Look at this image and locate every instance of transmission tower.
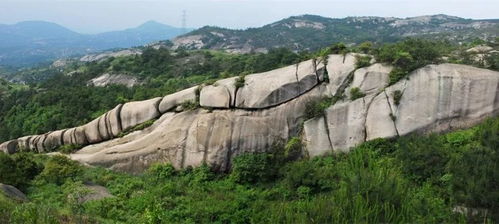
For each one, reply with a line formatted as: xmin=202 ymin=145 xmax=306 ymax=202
xmin=182 ymin=10 xmax=187 ymax=34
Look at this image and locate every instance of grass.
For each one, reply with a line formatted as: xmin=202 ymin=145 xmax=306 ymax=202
xmin=0 ymin=118 xmax=498 ymax=223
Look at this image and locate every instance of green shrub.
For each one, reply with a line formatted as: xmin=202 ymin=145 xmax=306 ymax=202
xmin=118 ymin=119 xmax=156 ymax=138
xmin=57 ymin=144 xmax=82 ymax=154
xmin=179 ymin=100 xmax=199 ymax=111
xmin=304 ymin=97 xmax=332 ymax=119
xmin=358 ymin=41 xmax=373 ymax=54
xmin=230 ymin=153 xmax=274 ymax=184
xmin=284 ymin=137 xmax=303 ymax=161
xmin=0 ymin=153 xmax=43 ymax=190
xmin=349 ymin=87 xmax=366 ymax=100
xmin=355 ymin=55 xmax=372 ymax=69
xmin=235 ymin=75 xmax=246 ymax=88
xmin=37 ymin=155 xmax=83 ymax=185
xmin=393 ymin=90 xmax=403 ymax=106
xmin=147 ymin=163 xmax=176 ymax=183
xmin=388 ymin=68 xmax=408 ymax=85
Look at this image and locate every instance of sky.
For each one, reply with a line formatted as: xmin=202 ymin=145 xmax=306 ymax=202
xmin=0 ymin=0 xmax=498 ymax=34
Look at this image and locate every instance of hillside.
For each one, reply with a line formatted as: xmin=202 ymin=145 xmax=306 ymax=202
xmin=173 ymin=14 xmax=499 ymax=53
xmin=1 ymin=39 xmax=499 ymax=222
xmin=0 ymin=21 xmax=189 ymax=66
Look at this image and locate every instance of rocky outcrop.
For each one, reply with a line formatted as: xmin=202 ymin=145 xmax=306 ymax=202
xmin=235 ymin=59 xmax=322 ymax=109
xmin=2 ymin=55 xmax=498 ymax=174
xmin=88 ymin=73 xmax=141 ymax=88
xmin=200 ymin=78 xmax=237 ymax=108
xmin=0 ymin=183 xmax=28 ymax=202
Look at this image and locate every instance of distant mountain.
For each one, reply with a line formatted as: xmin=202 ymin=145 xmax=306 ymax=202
xmin=0 ymin=21 xmax=189 ymax=66
xmin=172 ymin=14 xmax=499 ymax=53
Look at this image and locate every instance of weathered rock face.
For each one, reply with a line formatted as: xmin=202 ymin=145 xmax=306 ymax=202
xmin=304 ymin=63 xmax=499 ymax=155
xmin=0 ymin=140 xmax=18 ymax=154
xmin=235 ymin=59 xmax=321 ymax=109
xmin=2 ymin=55 xmax=498 ymax=174
xmin=71 ymin=86 xmax=326 ymax=173
xmin=159 ymin=87 xmax=199 ymax=113
xmin=303 ymin=117 xmax=332 ymax=157
xmin=200 ymin=78 xmax=237 ymax=108
xmin=120 ymin=97 xmax=162 ymax=131
xmin=347 ymin=63 xmax=392 ymax=96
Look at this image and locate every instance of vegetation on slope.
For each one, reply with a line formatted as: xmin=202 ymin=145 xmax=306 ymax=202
xmin=0 ymin=117 xmax=497 ymax=223
xmin=0 ymin=38 xmax=497 ymax=144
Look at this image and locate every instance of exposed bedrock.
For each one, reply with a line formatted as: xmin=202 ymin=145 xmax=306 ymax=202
xmin=1 ymin=55 xmax=498 ymax=173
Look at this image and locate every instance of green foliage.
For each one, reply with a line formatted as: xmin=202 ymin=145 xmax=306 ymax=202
xmin=179 ymin=100 xmax=199 ymax=111
xmin=388 ymin=67 xmax=409 ymax=85
xmin=117 ymin=119 xmax=156 ymax=138
xmin=304 ymin=97 xmax=333 ymax=119
xmin=358 ymin=41 xmax=373 ymax=54
xmin=355 ymin=55 xmax=372 ymax=68
xmin=230 ymin=153 xmax=275 ymax=184
xmin=0 ymin=153 xmax=43 ymax=190
xmin=3 ymin=119 xmax=499 ymax=223
xmin=37 ymin=155 xmax=83 ymax=185
xmin=393 ymin=89 xmax=403 ymax=106
xmin=284 ymin=137 xmax=303 ymax=160
xmin=234 ymin=75 xmax=246 ymax=88
xmin=329 ymin=42 xmax=348 ymax=55
xmin=56 ymin=144 xmax=82 ymax=154
xmin=349 ymin=87 xmax=366 ymax=100
xmin=376 ymin=38 xmax=448 ymax=85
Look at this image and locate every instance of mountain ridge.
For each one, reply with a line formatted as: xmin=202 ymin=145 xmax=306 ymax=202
xmin=0 ymin=20 xmax=190 ymax=66
xmin=172 ymin=14 xmax=499 ymax=53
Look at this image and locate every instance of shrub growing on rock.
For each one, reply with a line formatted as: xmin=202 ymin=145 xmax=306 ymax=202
xmin=355 ymin=55 xmax=372 ymax=69
xmin=349 ymin=87 xmax=366 ymax=100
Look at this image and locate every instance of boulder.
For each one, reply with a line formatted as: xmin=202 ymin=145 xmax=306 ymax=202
xmin=326 ymin=53 xmax=357 ymax=95
xmin=43 ymin=129 xmax=66 ymax=151
xmin=159 ymin=86 xmax=198 ymax=113
xmin=200 ymin=77 xmax=237 ymax=108
xmin=392 ymin=64 xmax=499 ymax=135
xmin=0 ymin=183 xmax=28 ymax=202
xmin=348 ymin=63 xmax=392 ymax=96
xmin=0 ymin=140 xmax=18 ymax=154
xmin=17 ymin=136 xmax=34 ymax=152
xmin=236 ymin=59 xmax=319 ymax=109
xmin=83 ymin=117 xmax=103 ymax=144
xmin=120 ymin=97 xmax=162 ymax=131
xmin=325 ymin=95 xmax=373 ymax=151
xmin=303 ymin=116 xmax=333 ymax=157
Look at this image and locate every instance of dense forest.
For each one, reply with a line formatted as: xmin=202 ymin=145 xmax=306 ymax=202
xmin=0 ymin=116 xmax=498 ymax=223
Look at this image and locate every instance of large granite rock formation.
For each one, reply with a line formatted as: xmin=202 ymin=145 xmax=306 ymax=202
xmin=1 ymin=55 xmax=498 ymax=173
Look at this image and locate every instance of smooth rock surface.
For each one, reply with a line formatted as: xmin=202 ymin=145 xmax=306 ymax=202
xmin=365 ymin=92 xmax=398 ymax=140
xmin=120 ymin=97 xmax=162 ymax=131
xmin=348 ymin=63 xmax=392 ymax=96
xmin=325 ymin=95 xmax=373 ymax=151
xmin=200 ymin=77 xmax=237 ymax=108
xmin=303 ymin=116 xmax=333 ymax=157
xmin=71 ymin=85 xmax=326 ymax=173
xmin=326 ymin=53 xmax=357 ymax=95
xmin=159 ymin=86 xmax=198 ymax=113
xmin=235 ymin=59 xmax=319 ymax=109
xmin=393 ymin=64 xmax=499 ymax=135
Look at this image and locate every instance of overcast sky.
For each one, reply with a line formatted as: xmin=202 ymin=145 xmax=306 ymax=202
xmin=0 ymin=0 xmax=498 ymax=34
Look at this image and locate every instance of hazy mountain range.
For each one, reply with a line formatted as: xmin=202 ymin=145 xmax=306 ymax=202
xmin=0 ymin=20 xmax=189 ymax=66
xmin=172 ymin=14 xmax=499 ymax=53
